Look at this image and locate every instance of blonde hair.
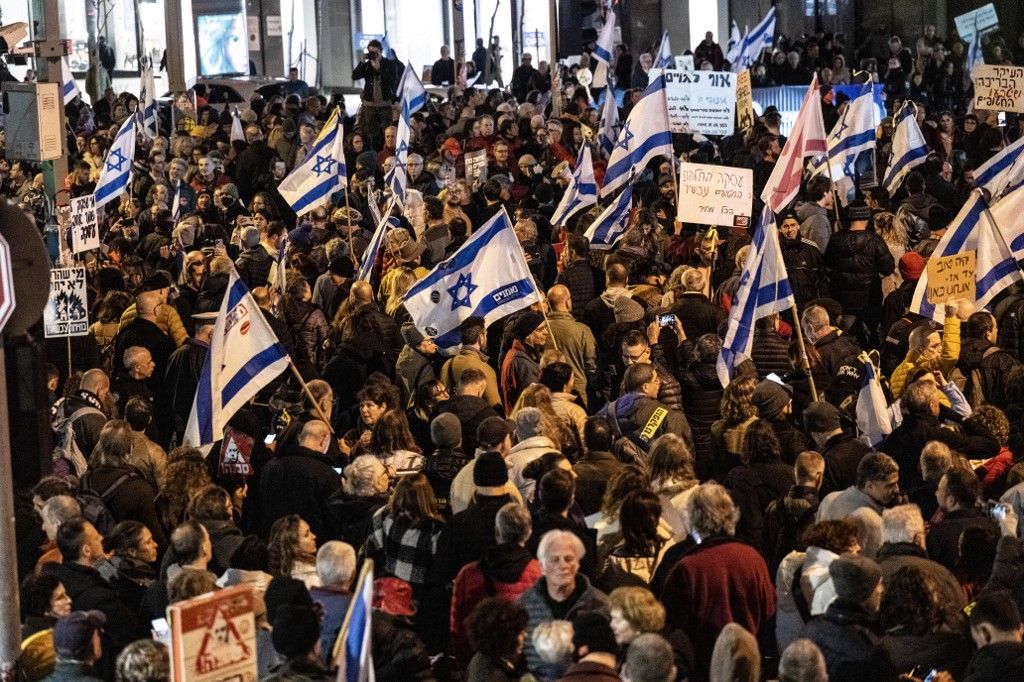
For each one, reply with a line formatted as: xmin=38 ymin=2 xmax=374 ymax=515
xmin=608 ymin=587 xmax=666 ymax=633
xmin=532 ymin=620 xmax=574 ymax=665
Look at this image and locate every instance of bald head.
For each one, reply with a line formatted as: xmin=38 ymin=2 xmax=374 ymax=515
xmin=251 ymin=286 xmax=271 ymax=308
xmin=607 ymin=263 xmax=628 ymax=287
xmin=547 ymin=285 xmax=571 ymax=312
xmin=81 ymin=369 xmax=110 ymax=396
xmin=351 ymin=281 xmax=373 ymax=304
xmin=299 ymin=419 xmax=331 ymax=451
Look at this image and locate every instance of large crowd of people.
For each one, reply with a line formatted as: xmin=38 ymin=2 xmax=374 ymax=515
xmin=3 ymin=15 xmax=1024 ymax=682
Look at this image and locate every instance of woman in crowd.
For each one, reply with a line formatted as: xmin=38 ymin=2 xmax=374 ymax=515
xmin=102 ymin=521 xmax=158 ymax=611
xmin=268 ymin=515 xmax=320 ymax=589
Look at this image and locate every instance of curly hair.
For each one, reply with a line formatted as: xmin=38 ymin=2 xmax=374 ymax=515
xmin=800 ymin=520 xmax=860 ymax=554
xmin=466 ymin=597 xmax=530 ymax=659
xmin=160 ymin=447 xmax=213 ymax=531
xmin=608 ymin=586 xmax=666 ymax=633
xmin=741 ymin=419 xmax=783 ymax=465
xmin=116 ymin=639 xmax=169 ymax=682
xmin=600 ymin=465 xmax=651 ymax=520
xmin=167 ymin=568 xmax=217 ymax=604
xmin=512 ymin=384 xmax=575 ymax=455
xmin=720 ymin=376 xmax=758 ymax=424
xmin=967 ymin=405 xmax=1010 ymax=446
xmin=267 ymin=515 xmax=316 ymax=578
xmin=880 ymin=565 xmax=950 ymax=636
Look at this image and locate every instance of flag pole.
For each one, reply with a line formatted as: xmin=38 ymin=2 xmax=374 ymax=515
xmin=790 ymin=300 xmax=819 ymax=402
xmin=343 ymin=189 xmax=358 ymax=267
xmin=287 ymin=361 xmax=336 ymax=434
xmin=332 ymin=559 xmax=374 ymax=665
xmin=818 ymin=80 xmax=844 ymax=231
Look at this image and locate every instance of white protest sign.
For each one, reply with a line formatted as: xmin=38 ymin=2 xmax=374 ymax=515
xmin=674 ymin=54 xmax=694 ymax=70
xmin=169 ymin=584 xmax=257 ymax=682
xmin=972 ymin=65 xmax=1024 ymax=113
xmin=44 ymin=267 xmax=89 ymax=337
xmin=70 ymin=194 xmax=99 ymax=253
xmin=955 ymin=4 xmax=998 ymax=44
xmin=676 ymin=162 xmax=753 ymax=228
xmin=651 ymin=69 xmax=736 ymax=136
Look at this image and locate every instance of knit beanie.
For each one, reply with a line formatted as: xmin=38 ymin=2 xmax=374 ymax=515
xmin=473 ymin=450 xmax=509 ymax=487
xmin=751 ymin=379 xmax=794 ymax=419
xmin=430 ymin=412 xmax=462 ymax=449
xmin=614 ymin=296 xmax=644 ymax=324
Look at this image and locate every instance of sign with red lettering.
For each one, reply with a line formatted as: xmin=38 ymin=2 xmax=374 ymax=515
xmin=169 ymin=584 xmax=257 ymax=682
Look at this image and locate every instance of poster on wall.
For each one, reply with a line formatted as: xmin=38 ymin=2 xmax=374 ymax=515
xmin=196 ymin=13 xmax=248 ymax=76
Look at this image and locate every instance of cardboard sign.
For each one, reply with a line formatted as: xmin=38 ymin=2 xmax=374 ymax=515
xmin=169 ymin=584 xmax=257 ymax=682
xmin=972 ymin=65 xmax=1024 ymax=113
xmin=736 ymin=69 xmax=754 ymax=133
xmin=926 ymin=251 xmax=975 ymax=305
xmin=70 ymin=194 xmax=99 ymax=253
xmin=218 ymin=428 xmax=254 ymax=477
xmin=464 ymin=149 xmax=488 ymax=185
xmin=44 ymin=267 xmax=89 ymax=338
xmin=676 ymin=163 xmax=753 ymax=228
xmin=651 ymin=69 xmax=736 ymax=136
xmin=955 ymin=4 xmax=999 ymax=44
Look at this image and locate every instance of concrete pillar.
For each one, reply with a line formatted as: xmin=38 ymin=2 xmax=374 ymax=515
xmin=247 ymin=0 xmax=285 ymax=76
xmin=320 ymin=0 xmax=356 ymax=87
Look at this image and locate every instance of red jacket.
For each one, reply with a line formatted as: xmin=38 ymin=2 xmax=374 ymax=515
xmin=450 ymin=549 xmax=542 ymax=668
xmin=660 ymin=537 xmax=776 ymax=679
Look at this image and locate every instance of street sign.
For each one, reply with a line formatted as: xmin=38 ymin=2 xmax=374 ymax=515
xmin=0 ymin=233 xmax=15 ymax=334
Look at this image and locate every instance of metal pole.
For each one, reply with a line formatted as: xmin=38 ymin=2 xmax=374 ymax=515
xmin=0 ymin=345 xmax=23 ymax=680
xmin=38 ymin=0 xmax=70 ymax=212
xmin=547 ymin=0 xmax=557 ymax=67
xmin=790 ymin=303 xmax=819 ymax=402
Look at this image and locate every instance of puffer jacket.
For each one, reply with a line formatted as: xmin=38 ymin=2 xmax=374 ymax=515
xmin=518 ymin=576 xmax=609 ymax=680
xmin=800 ymin=599 xmax=896 ymax=682
xmin=89 ymin=321 xmax=120 ymax=350
xmin=751 ymin=328 xmax=794 ymax=379
xmin=234 ymin=245 xmax=274 ymax=289
xmin=679 ymin=361 xmax=723 ymax=478
xmin=286 ymin=300 xmax=330 ymax=371
xmin=780 ymin=234 xmax=825 ymax=306
xmin=890 ymin=314 xmax=960 ymax=399
xmin=119 ymin=302 xmax=188 ymax=347
xmin=957 ymin=336 xmax=1018 ymax=410
xmin=823 ymin=230 xmax=896 ymax=315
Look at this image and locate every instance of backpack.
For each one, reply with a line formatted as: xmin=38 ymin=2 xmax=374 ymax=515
xmin=75 ymin=491 xmax=117 ymax=537
xmin=967 ymin=346 xmax=1002 ymax=409
xmin=50 ymin=405 xmax=104 ymax=477
xmin=895 ymin=205 xmax=930 ymax=247
xmin=606 ymin=399 xmax=668 ymax=468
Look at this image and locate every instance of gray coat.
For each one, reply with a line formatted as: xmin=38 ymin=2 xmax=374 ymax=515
xmin=518 ymin=576 xmax=609 ymax=681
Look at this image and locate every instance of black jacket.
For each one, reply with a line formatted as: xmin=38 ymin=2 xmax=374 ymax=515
xmin=964 ymin=641 xmax=1024 ymax=682
xmin=926 ymin=508 xmax=997 ymax=572
xmin=880 ymin=412 xmax=999 ymax=492
xmin=352 ymin=57 xmax=400 ymax=103
xmin=823 ymin=230 xmax=895 ymax=314
xmin=958 ymin=337 xmax=1018 ymax=410
xmin=326 ymin=492 xmax=388 ymax=551
xmin=573 ymin=451 xmax=625 ymax=517
xmin=750 ymin=328 xmax=794 ymax=379
xmin=600 ymin=392 xmax=694 ymax=454
xmin=800 ymin=598 xmax=895 ymax=682
xmin=780 ymin=235 xmax=825 ymax=308
xmin=669 ymin=293 xmax=726 ymax=342
xmin=812 ymin=330 xmax=862 ymax=395
xmin=725 ymin=459 xmax=794 ymax=552
xmin=433 ymin=395 xmax=499 ymax=454
xmin=80 ymin=465 xmax=167 ymax=549
xmin=233 ymin=141 xmax=280 ymax=204
xmin=443 ymin=493 xmax=515 ymax=580
xmin=556 ymin=260 xmax=605 ymax=312
xmin=234 ymin=245 xmax=274 ymax=290
xmin=678 ymin=361 xmax=723 ymax=479
xmin=257 ymin=445 xmax=342 ymax=537
xmin=820 ymin=431 xmax=872 ymax=497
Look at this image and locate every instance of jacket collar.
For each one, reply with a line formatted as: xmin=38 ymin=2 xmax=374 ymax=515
xmin=877 ymin=541 xmax=927 ymax=561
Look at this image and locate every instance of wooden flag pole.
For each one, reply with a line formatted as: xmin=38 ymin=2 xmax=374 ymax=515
xmin=288 ymin=361 xmax=335 ymax=434
xmin=790 ymin=301 xmax=819 ymax=403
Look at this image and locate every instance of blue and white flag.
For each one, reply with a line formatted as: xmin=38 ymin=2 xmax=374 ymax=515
xmin=184 ymin=268 xmax=290 ymax=446
xmin=992 ymin=185 xmax=1024 ymax=259
xmin=654 ymin=31 xmax=673 ymax=69
xmin=732 ymin=7 xmax=776 ymax=72
xmin=60 ymin=57 xmax=80 ymax=105
xmin=967 ymin=18 xmax=984 ymax=77
xmin=592 ymin=9 xmax=617 ymax=88
xmin=333 ymin=561 xmax=375 ymax=682
xmin=856 ymin=356 xmax=892 ymax=447
xmin=551 ymin=146 xmax=598 ymax=228
xmin=601 ymin=75 xmax=672 ymax=198
xmin=139 ymin=63 xmax=158 ymax=139
xmin=973 ymin=135 xmax=1024 ymax=201
xmin=93 ymin=115 xmax=136 ymax=209
xmin=882 ymin=103 xmax=929 ymax=194
xmin=387 ymin=63 xmax=427 ymax=209
xmin=717 ymin=207 xmax=795 ymax=386
xmin=598 ymin=86 xmax=619 ymax=157
xmin=356 ymin=199 xmax=397 ymax=282
xmin=726 ymin=21 xmax=743 ymax=64
xmin=403 ymin=208 xmax=541 ymax=350
xmin=584 ymin=181 xmax=634 ymax=247
xmin=278 ymin=107 xmax=347 ymax=217
xmin=974 ymin=195 xmax=1022 ymax=311
xmin=812 ymin=82 xmax=877 ymax=198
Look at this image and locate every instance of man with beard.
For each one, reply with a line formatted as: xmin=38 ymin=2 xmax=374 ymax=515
xmin=164 ymin=312 xmax=218 ymax=444
xmin=777 ymin=210 xmax=824 ymax=309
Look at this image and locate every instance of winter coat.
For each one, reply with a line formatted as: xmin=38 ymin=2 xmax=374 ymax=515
xmin=433 ymin=395 xmax=499 ymax=454
xmin=440 ymin=347 xmax=502 ymax=411
xmin=465 ymin=654 xmax=520 ymax=682
xmin=876 ymin=542 xmax=967 ymax=615
xmin=518 ymin=576 xmax=610 ymax=681
xmin=660 ymin=536 xmax=776 ymax=680
xmin=669 ymin=293 xmax=726 ymax=343
xmin=119 ymin=302 xmax=189 ymax=347
xmin=725 ymin=459 xmax=794 ymax=551
xmin=823 ymin=230 xmax=896 ymax=316
xmin=444 ymin=493 xmax=517 ymax=578
xmin=880 ymin=412 xmax=999 ymax=492
xmin=40 ymin=661 xmax=104 ymax=682
xmin=927 ymin=508 xmax=997 ymax=572
xmin=80 ymin=465 xmax=167 ymax=549
xmin=750 ymin=328 xmax=794 ymax=379
xmin=556 ymin=260 xmax=605 ymax=312
xmin=257 ymin=445 xmax=342 ymax=537
xmin=371 ymin=611 xmax=434 ymax=681
xmin=599 ymin=391 xmax=694 ymax=456
xmin=261 ymin=658 xmax=335 ymax=681
xmin=508 ymin=435 xmax=560 ymax=502
xmin=890 ymin=314 xmax=961 ymax=400
xmin=780 ymin=234 xmax=825 ymax=306
xmin=501 ymin=339 xmax=542 ymax=414
xmin=762 ymin=485 xmax=819 ymax=578
xmin=544 ymin=311 xmax=598 ymax=405
xmin=958 ymin=336 xmax=1018 ymax=409
xmin=286 ymin=300 xmax=330 ymax=372
xmin=451 ymin=544 xmax=542 ymax=668
xmin=817 ymin=430 xmax=870 ymax=496
xmin=234 ymin=245 xmax=274 ymax=289
xmin=582 ymin=287 xmax=629 ymax=340
xmin=812 ymin=330 xmax=862 ymax=396
xmin=326 ymin=492 xmax=388 ymax=550
xmin=678 ymin=361 xmax=723 ymax=479
xmin=881 ymin=629 xmax=973 ymax=680
xmin=800 ymin=599 xmax=895 ymax=682
xmin=573 ymin=451 xmax=625 ymax=517
xmin=795 ymin=201 xmax=832 ymax=253
xmin=964 ymin=641 xmax=1024 ymax=682
xmin=395 ymin=346 xmax=437 ymax=406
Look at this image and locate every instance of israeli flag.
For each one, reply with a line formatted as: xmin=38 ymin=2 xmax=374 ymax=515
xmin=974 ymin=196 xmax=1022 ymax=311
xmin=357 ymin=199 xmax=397 ymax=282
xmin=598 ymin=86 xmax=619 ymax=157
xmin=726 ymin=21 xmax=743 ymax=64
xmin=60 ymin=57 xmax=80 ymax=105
xmin=856 ymin=356 xmax=892 ymax=447
xmin=601 ymin=75 xmax=673 ymax=198
xmin=592 ymin=9 xmax=617 ymax=89
xmin=403 ymin=208 xmax=541 ymax=350
xmin=278 ymin=107 xmax=347 ymax=217
xmin=184 ymin=268 xmax=289 ymax=446
xmin=333 ymin=562 xmax=375 ymax=682
xmin=139 ymin=64 xmax=158 ymax=139
xmin=93 ymin=115 xmax=136 ymax=209
xmin=882 ymin=103 xmax=929 ymax=194
xmin=973 ymin=135 xmax=1024 ymax=201
xmin=230 ymin=108 xmax=245 ymax=143
xmin=551 ymin=146 xmax=598 ymax=228
xmin=717 ymin=207 xmax=795 ymax=386
xmin=387 ymin=63 xmax=427 ymax=209
xmin=654 ymin=31 xmax=673 ymax=69
xmin=967 ymin=18 xmax=984 ymax=77
xmin=732 ymin=7 xmax=776 ymax=72
xmin=812 ymin=83 xmax=877 ymax=198
xmin=585 ymin=182 xmax=634 ymax=247
xmin=994 ymin=186 xmax=1024 ymax=258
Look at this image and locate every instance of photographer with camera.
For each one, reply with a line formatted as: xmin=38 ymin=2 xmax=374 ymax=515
xmin=352 ymin=39 xmax=399 ymax=151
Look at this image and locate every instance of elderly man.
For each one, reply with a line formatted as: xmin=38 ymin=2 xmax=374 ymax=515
xmin=500 ymin=311 xmax=548 ymax=413
xmin=659 ymin=483 xmax=776 ymax=678
xmin=112 ymin=346 xmax=154 ymax=414
xmin=668 ymin=269 xmax=725 ymax=341
xmin=518 ymin=530 xmax=609 ymax=680
xmin=310 ymin=541 xmax=356 ymax=664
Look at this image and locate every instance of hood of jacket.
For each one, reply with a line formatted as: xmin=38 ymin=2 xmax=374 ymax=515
xmin=478 ymin=543 xmax=536 ymax=583
xmin=599 ymin=286 xmax=631 ymax=309
xmin=795 ymin=200 xmax=827 ymax=222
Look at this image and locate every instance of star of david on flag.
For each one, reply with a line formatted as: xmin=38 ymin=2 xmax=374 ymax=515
xmin=447 ymin=273 xmax=478 ymax=309
xmin=277 ymin=107 xmax=348 ymax=216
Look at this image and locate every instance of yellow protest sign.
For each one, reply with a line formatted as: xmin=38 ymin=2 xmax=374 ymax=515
xmin=926 ymin=251 xmax=975 ymax=305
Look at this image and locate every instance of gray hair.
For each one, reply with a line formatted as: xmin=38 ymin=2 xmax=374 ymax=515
xmin=531 ymin=620 xmax=574 ymax=665
xmin=514 ymin=407 xmax=544 ymax=440
xmin=495 ymin=502 xmax=532 ymax=545
xmin=682 ymin=268 xmax=707 ymax=293
xmin=344 ymin=455 xmax=386 ymax=496
xmin=624 ymin=633 xmax=675 ymax=682
xmin=881 ymin=504 xmax=925 ymax=545
xmin=801 ymin=305 xmax=830 ymax=336
xmin=778 ymin=639 xmax=828 ymax=682
xmin=537 ymin=529 xmax=585 ymax=569
xmin=686 ymin=483 xmax=739 ymax=538
xmin=42 ymin=495 xmax=81 ymax=527
xmin=122 ymin=346 xmax=150 ymax=371
xmin=920 ymin=441 xmax=953 ymax=482
xmin=316 ymin=541 xmax=356 ymax=589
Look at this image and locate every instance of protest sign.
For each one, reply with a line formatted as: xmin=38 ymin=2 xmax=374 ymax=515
xmin=676 ymin=163 xmax=753 ymax=228
xmin=464 ymin=149 xmax=488 ymax=186
xmin=652 ymin=69 xmax=736 ymax=136
xmin=70 ymin=194 xmax=99 ymax=253
xmin=972 ymin=65 xmax=1024 ymax=113
xmin=955 ymin=4 xmax=998 ymax=44
xmin=43 ymin=267 xmax=89 ymax=338
xmin=736 ymin=70 xmax=754 ymax=133
xmin=169 ymin=584 xmax=257 ymax=682
xmin=218 ymin=428 xmax=255 ymax=477
xmin=925 ymin=252 xmax=975 ymax=304
xmin=674 ymin=54 xmax=694 ymax=70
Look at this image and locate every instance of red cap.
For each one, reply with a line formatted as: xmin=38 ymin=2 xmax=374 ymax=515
xmin=899 ymin=252 xmax=926 ymax=281
xmin=373 ymin=577 xmax=417 ymax=617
